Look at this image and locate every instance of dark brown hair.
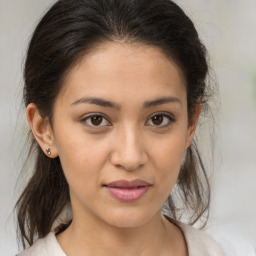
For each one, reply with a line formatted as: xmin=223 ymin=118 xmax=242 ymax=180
xmin=16 ymin=0 xmax=213 ymax=248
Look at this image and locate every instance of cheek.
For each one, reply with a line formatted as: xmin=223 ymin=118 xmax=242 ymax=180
xmin=54 ymin=135 xmax=112 ymax=208
xmin=150 ymin=132 xmax=186 ymax=191
xmin=53 ymin=123 xmax=111 ymax=188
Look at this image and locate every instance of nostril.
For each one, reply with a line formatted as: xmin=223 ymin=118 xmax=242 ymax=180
xmin=109 ymin=140 xmax=148 ymax=170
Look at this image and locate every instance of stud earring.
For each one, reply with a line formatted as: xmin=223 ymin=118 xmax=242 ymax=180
xmin=46 ymin=148 xmax=51 ymax=156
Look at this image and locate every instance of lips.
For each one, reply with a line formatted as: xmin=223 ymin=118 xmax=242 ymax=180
xmin=105 ymin=179 xmax=151 ymax=188
xmin=103 ymin=179 xmax=151 ymax=202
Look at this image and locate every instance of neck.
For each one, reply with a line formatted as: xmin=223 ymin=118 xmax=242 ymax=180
xmin=57 ymin=210 xmax=179 ymax=256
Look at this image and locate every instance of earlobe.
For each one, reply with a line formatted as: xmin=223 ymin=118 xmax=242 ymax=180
xmin=26 ymin=103 xmax=58 ymax=158
xmin=185 ymin=104 xmax=201 ymax=149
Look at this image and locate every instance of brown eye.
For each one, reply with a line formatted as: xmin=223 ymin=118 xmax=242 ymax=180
xmin=91 ymin=115 xmax=103 ymax=126
xmin=151 ymin=115 xmax=164 ymax=125
xmin=81 ymin=114 xmax=110 ymax=127
xmin=146 ymin=113 xmax=176 ymax=128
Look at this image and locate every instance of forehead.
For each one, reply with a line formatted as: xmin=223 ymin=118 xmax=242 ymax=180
xmin=57 ymin=41 xmax=186 ymax=106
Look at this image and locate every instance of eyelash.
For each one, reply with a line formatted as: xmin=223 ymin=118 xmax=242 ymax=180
xmin=80 ymin=112 xmax=176 ymax=128
xmin=146 ymin=112 xmax=176 ymax=128
xmin=80 ymin=113 xmax=111 ymax=128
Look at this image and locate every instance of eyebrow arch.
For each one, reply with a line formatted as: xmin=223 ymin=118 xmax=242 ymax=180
xmin=71 ymin=97 xmax=121 ymax=109
xmin=71 ymin=96 xmax=181 ymax=109
xmin=143 ymin=96 xmax=182 ymax=108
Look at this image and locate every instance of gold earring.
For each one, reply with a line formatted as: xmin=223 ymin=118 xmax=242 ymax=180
xmin=46 ymin=148 xmax=51 ymax=156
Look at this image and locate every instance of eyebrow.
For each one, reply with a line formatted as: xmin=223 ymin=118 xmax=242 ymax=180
xmin=71 ymin=97 xmax=121 ymax=109
xmin=143 ymin=96 xmax=181 ymax=108
xmin=71 ymin=96 xmax=181 ymax=109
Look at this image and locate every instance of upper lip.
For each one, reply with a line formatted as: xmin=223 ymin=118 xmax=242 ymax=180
xmin=104 ymin=179 xmax=151 ymax=188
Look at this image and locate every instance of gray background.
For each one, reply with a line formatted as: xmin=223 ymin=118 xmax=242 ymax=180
xmin=1 ymin=0 xmax=256 ymax=255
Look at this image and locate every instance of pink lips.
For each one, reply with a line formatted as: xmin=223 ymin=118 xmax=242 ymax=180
xmin=104 ymin=179 xmax=151 ymax=202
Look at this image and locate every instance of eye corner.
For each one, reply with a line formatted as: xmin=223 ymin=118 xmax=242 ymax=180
xmin=80 ymin=113 xmax=112 ymax=128
xmin=146 ymin=112 xmax=176 ymax=128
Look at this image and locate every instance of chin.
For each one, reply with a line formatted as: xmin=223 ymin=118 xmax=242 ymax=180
xmin=99 ymin=207 xmax=157 ymax=229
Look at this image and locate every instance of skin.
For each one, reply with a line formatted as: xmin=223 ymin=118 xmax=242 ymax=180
xmin=27 ymin=41 xmax=200 ymax=256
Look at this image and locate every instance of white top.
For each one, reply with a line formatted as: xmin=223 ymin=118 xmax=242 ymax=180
xmin=18 ymin=222 xmax=224 ymax=256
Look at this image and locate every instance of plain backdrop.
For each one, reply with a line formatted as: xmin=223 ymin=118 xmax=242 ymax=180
xmin=1 ymin=0 xmax=256 ymax=255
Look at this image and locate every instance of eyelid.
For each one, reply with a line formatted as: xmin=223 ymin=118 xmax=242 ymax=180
xmin=146 ymin=111 xmax=176 ymax=127
xmin=79 ymin=111 xmax=175 ymax=128
xmin=80 ymin=113 xmax=112 ymax=127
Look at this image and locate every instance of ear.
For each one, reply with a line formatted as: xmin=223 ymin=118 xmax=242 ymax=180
xmin=185 ymin=104 xmax=201 ymax=149
xmin=26 ymin=103 xmax=58 ymax=158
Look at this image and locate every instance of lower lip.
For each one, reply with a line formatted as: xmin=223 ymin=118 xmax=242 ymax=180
xmin=104 ymin=186 xmax=150 ymax=202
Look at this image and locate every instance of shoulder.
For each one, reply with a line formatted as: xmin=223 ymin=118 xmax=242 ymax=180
xmin=17 ymin=232 xmax=66 ymax=256
xmin=177 ymin=222 xmax=225 ymax=256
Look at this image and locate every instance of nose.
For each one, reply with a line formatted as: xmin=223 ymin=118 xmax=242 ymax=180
xmin=110 ymin=126 xmax=148 ymax=171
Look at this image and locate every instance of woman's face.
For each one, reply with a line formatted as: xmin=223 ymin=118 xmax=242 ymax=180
xmin=51 ymin=41 xmax=196 ymax=228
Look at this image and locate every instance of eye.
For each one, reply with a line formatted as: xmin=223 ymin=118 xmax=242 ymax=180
xmin=146 ymin=112 xmax=175 ymax=127
xmin=81 ymin=114 xmax=111 ymax=127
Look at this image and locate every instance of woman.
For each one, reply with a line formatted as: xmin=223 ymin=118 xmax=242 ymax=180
xmin=16 ymin=0 xmax=224 ymax=255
